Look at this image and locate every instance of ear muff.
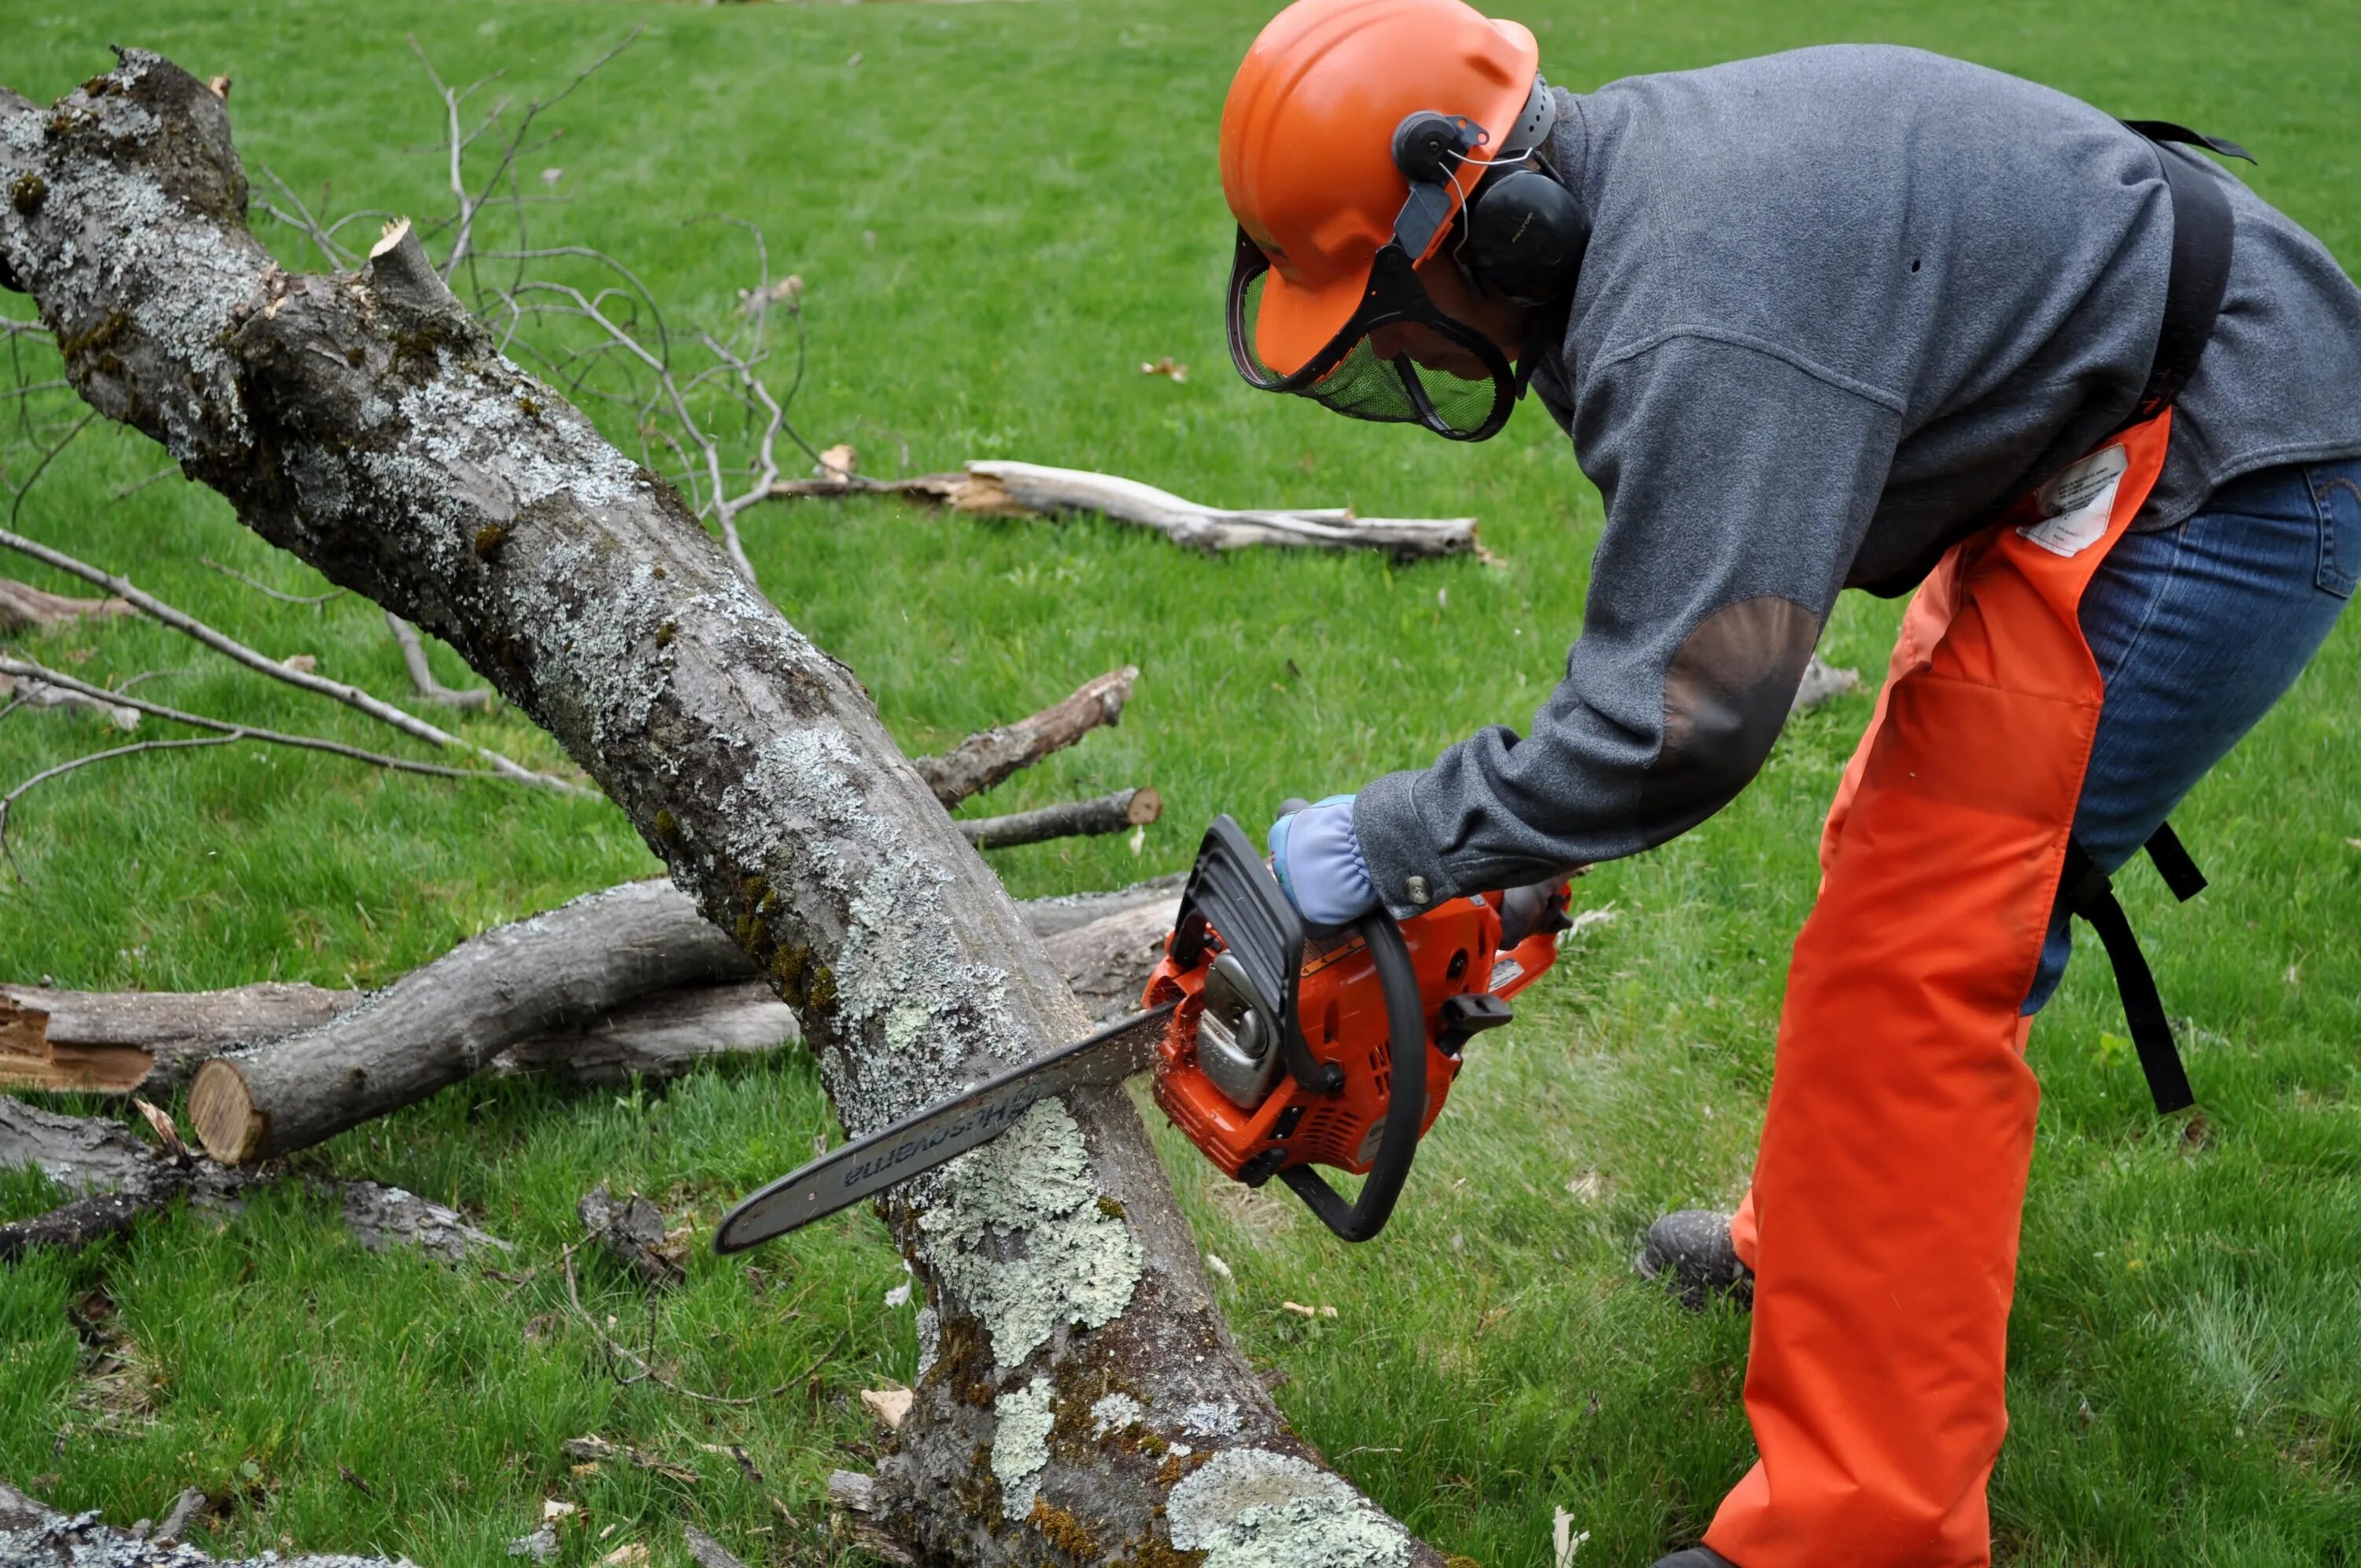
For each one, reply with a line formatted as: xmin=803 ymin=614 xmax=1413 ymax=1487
xmin=1461 ymin=165 xmax=1586 ymax=307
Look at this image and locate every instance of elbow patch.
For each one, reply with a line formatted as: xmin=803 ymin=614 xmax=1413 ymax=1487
xmin=1637 ymin=594 xmax=1820 ymax=842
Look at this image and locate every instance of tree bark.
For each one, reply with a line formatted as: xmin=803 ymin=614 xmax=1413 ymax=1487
xmin=0 ymin=55 xmax=1435 ymax=1564
xmin=911 ymin=665 xmax=1136 ymax=809
xmin=959 ymin=785 xmax=1160 ymax=849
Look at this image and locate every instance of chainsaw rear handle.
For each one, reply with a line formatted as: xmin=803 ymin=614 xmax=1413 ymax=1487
xmin=1277 ymin=907 xmax=1429 ymax=1243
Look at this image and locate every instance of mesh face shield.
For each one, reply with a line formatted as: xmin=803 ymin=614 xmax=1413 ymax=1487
xmin=1228 ymin=229 xmax=1517 ymax=443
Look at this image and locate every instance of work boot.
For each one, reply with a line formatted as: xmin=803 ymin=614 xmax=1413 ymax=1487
xmin=1635 ymin=1208 xmax=1753 ymax=1309
xmin=1651 ymin=1550 xmax=1739 ymax=1567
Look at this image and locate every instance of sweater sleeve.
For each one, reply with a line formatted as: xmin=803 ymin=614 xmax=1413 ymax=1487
xmin=1351 ymin=332 xmax=1903 ymax=917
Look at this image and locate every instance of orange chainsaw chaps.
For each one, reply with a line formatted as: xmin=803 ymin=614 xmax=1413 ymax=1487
xmin=1707 ymin=414 xmax=2174 ymax=1568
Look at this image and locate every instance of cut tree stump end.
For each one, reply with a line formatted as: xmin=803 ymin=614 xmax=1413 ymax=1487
xmin=188 ymin=1060 xmax=266 ymax=1164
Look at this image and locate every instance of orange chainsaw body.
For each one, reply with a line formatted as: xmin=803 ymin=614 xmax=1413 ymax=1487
xmin=1143 ymin=891 xmax=1563 ymax=1183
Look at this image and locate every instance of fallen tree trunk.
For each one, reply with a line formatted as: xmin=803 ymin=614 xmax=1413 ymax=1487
xmin=960 ymin=784 xmax=1160 ymax=848
xmin=774 ymin=459 xmax=1483 ymax=558
xmin=185 ymin=879 xmax=749 ymax=1162
xmin=911 ymin=664 xmax=1136 ymax=808
xmin=2 ymin=875 xmax=1184 ymax=1093
xmin=1 ymin=57 xmax=1428 ymax=1562
xmin=0 ymin=1476 xmax=413 ymax=1566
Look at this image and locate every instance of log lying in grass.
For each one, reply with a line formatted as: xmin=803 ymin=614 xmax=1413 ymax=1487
xmin=180 ymin=873 xmax=1185 ymax=1160
xmin=910 ymin=665 xmax=1136 ymax=808
xmin=0 ymin=1097 xmax=507 ymax=1265
xmin=959 ymin=784 xmax=1161 ymax=849
xmin=186 ymin=880 xmax=748 ymax=1164
xmin=774 ymin=459 xmax=1482 ymax=558
xmin=4 ymin=875 xmax=1187 ymax=1094
xmin=2 ymin=55 xmax=1439 ymax=1561
xmin=0 ymin=577 xmax=132 ymax=632
xmin=0 ymin=1475 xmax=412 ymax=1566
xmin=0 ymin=982 xmax=350 ymax=1093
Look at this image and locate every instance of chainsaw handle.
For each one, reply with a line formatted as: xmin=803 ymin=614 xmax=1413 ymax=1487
xmin=1277 ymin=908 xmax=1428 ymax=1243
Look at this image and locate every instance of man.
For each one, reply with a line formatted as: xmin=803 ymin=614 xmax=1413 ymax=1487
xmin=1221 ymin=2 xmax=2361 ymax=1564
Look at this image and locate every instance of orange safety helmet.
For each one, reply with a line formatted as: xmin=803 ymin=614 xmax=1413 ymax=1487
xmin=1209 ymin=0 xmax=1577 ymax=441
xmin=1224 ymin=0 xmax=1540 ymax=373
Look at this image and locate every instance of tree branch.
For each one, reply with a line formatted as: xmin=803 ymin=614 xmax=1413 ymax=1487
xmin=959 ymin=784 xmax=1161 ymax=848
xmin=0 ymin=526 xmax=589 ymax=795
xmin=911 ymin=664 xmax=1136 ymax=808
xmin=384 ymin=610 xmax=499 ymax=710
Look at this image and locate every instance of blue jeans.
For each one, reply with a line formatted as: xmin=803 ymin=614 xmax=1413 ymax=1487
xmin=2023 ymin=456 xmax=2359 ymax=1013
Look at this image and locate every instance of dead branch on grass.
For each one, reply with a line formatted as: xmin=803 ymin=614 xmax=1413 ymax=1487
xmin=771 ymin=457 xmax=1483 ymax=558
xmin=911 ymin=664 xmax=1136 ymax=807
xmin=0 ymin=575 xmax=132 ymax=630
xmin=0 ymin=873 xmax=1184 ymax=1095
xmin=0 ymin=1097 xmax=508 ymax=1267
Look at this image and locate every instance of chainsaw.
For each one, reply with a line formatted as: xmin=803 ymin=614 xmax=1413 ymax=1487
xmin=713 ymin=814 xmax=1574 ymax=1252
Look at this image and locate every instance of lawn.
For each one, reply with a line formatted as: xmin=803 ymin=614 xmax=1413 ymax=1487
xmin=2 ymin=0 xmax=2357 ymax=1564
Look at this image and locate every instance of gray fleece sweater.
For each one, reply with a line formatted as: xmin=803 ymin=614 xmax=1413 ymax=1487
xmin=1351 ymin=43 xmax=2361 ymax=918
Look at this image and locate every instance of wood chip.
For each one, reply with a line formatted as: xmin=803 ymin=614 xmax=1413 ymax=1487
xmin=814 ymin=444 xmax=856 ymax=485
xmin=1279 ymin=1301 xmax=1337 ymax=1319
xmin=600 ymin=1544 xmax=649 ymax=1567
xmin=860 ymin=1387 xmax=913 ymax=1430
xmin=131 ymin=1098 xmax=183 ymax=1159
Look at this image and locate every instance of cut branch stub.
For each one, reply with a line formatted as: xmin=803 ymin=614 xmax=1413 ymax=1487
xmin=960 ymin=784 xmax=1161 ymax=849
xmin=910 ymin=663 xmax=1136 ymax=808
xmin=1 ymin=54 xmax=1441 ymax=1565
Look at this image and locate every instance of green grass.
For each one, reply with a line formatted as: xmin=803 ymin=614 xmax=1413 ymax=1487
xmin=2 ymin=0 xmax=2357 ymax=1564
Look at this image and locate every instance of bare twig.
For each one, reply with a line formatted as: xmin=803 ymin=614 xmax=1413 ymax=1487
xmin=0 ymin=526 xmax=589 ymax=795
xmin=1 ymin=736 xmax=239 ymax=880
xmin=0 ymin=656 xmax=514 ymax=781
xmin=0 ymin=668 xmax=138 ymax=729
xmin=384 ymin=611 xmax=498 ymax=710
xmin=0 ymin=655 xmax=527 ymax=880
xmin=560 ymin=1241 xmax=848 ymax=1408
xmin=109 ymin=466 xmax=181 ymax=500
xmin=198 ymin=555 xmax=345 ymax=606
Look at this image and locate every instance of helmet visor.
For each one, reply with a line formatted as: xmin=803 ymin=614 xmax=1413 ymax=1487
xmin=1229 ymin=230 xmax=1517 ymax=442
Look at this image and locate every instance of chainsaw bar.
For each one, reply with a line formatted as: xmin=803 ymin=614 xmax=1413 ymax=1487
xmin=712 ymin=1002 xmax=1176 ymax=1253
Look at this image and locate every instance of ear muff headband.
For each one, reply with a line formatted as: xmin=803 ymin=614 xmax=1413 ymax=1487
xmin=1388 ymin=78 xmax=1582 ymax=304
